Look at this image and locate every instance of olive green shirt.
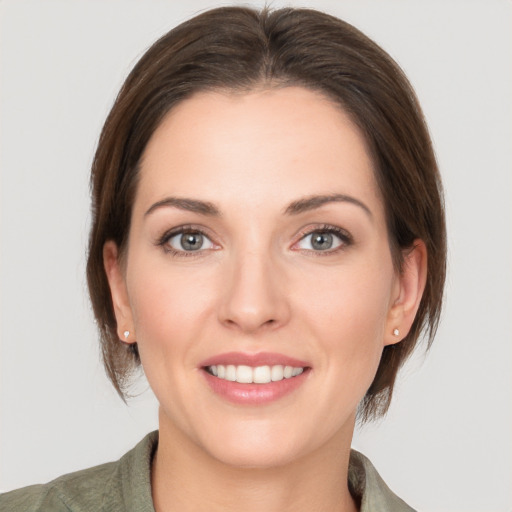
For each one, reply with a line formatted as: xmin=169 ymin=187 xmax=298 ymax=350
xmin=0 ymin=431 xmax=416 ymax=511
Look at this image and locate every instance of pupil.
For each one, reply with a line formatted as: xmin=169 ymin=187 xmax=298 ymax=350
xmin=181 ymin=233 xmax=203 ymax=251
xmin=311 ymin=232 xmax=333 ymax=250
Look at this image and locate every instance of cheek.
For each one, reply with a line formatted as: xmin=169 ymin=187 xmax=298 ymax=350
xmin=124 ymin=257 xmax=222 ymax=427
xmin=299 ymin=260 xmax=393 ymax=333
xmin=125 ymin=257 xmax=216 ymax=360
xmin=124 ymin=251 xmax=248 ymax=418
xmin=295 ymin=257 xmax=394 ymax=377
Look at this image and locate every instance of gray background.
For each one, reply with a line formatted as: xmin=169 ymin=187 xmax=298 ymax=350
xmin=1 ymin=1 xmax=511 ymax=510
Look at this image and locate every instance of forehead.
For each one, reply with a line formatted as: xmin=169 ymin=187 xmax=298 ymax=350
xmin=136 ymin=87 xmax=383 ymax=218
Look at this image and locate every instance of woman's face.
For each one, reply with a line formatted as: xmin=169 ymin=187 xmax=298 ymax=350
xmin=106 ymin=87 xmax=418 ymax=468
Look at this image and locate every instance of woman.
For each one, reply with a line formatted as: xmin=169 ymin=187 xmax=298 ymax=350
xmin=0 ymin=6 xmax=445 ymax=511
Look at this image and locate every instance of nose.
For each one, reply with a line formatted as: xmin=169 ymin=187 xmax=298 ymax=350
xmin=218 ymin=249 xmax=290 ymax=334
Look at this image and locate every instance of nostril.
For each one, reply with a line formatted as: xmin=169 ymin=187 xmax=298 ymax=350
xmin=221 ymin=315 xmax=279 ymax=333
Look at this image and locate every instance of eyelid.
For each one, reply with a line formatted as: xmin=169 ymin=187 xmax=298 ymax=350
xmin=156 ymin=224 xmax=220 ymax=256
xmin=291 ymin=224 xmax=353 ymax=252
xmin=155 ymin=223 xmax=352 ymax=256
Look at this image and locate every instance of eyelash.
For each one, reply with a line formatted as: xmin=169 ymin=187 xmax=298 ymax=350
xmin=156 ymin=223 xmax=353 ymax=257
xmin=156 ymin=224 xmax=216 ymax=258
xmin=293 ymin=224 xmax=353 ymax=255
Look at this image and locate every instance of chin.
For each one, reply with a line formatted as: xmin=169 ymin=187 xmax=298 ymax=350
xmin=210 ymin=439 xmax=301 ymax=470
xmin=196 ymin=418 xmax=324 ymax=470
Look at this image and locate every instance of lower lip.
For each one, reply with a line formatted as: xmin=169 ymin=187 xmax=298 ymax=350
xmin=202 ymin=369 xmax=309 ymax=405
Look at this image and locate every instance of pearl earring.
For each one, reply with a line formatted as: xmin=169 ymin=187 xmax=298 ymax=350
xmin=123 ymin=331 xmax=130 ymax=339
xmin=393 ymin=328 xmax=400 ymax=337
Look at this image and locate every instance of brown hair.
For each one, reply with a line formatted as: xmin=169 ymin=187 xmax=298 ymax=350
xmin=86 ymin=6 xmax=446 ymax=421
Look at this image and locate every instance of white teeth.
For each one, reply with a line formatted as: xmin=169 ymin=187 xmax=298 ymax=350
xmin=253 ymin=365 xmax=272 ymax=384
xmin=236 ymin=365 xmax=253 ymax=383
xmin=292 ymin=367 xmax=304 ymax=377
xmin=271 ymin=365 xmax=284 ymax=381
xmin=226 ymin=365 xmax=236 ymax=382
xmin=207 ymin=364 xmax=305 ymax=384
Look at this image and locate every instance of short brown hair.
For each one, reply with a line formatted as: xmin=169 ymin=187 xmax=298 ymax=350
xmin=86 ymin=6 xmax=446 ymax=421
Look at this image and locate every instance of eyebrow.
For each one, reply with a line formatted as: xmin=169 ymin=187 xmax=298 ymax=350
xmin=284 ymin=194 xmax=373 ymax=218
xmin=145 ymin=197 xmax=221 ymax=217
xmin=144 ymin=193 xmax=372 ymax=219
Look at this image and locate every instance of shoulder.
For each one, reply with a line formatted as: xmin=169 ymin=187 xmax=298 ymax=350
xmin=0 ymin=460 xmax=118 ymax=511
xmin=0 ymin=431 xmax=158 ymax=512
xmin=349 ymin=449 xmax=417 ymax=512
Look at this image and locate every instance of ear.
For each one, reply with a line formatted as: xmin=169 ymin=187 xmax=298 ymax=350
xmin=385 ymin=239 xmax=428 ymax=346
xmin=103 ymin=241 xmax=136 ymax=343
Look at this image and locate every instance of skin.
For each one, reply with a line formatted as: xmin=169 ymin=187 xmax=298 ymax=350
xmin=104 ymin=87 xmax=426 ymax=512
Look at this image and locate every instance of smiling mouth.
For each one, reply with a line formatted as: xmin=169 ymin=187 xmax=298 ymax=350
xmin=205 ymin=364 xmax=305 ymax=384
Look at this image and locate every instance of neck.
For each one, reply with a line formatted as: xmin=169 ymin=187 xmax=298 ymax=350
xmin=151 ymin=410 xmax=358 ymax=512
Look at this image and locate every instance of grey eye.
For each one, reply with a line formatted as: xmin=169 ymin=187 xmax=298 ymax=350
xmin=297 ymin=231 xmax=343 ymax=251
xmin=168 ymin=232 xmax=214 ymax=252
xmin=311 ymin=232 xmax=334 ymax=250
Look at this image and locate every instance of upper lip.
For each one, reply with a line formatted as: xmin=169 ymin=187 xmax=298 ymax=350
xmin=199 ymin=352 xmax=310 ymax=368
